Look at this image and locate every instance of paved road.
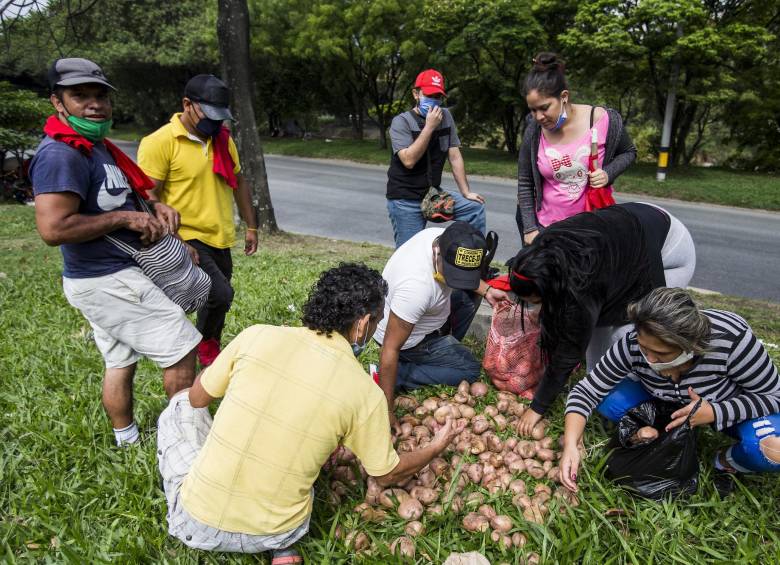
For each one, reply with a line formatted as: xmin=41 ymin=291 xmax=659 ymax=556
xmin=114 ymin=141 xmax=780 ymax=301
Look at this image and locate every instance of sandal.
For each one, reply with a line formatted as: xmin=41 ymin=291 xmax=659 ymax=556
xmin=272 ymin=547 xmax=303 ymax=565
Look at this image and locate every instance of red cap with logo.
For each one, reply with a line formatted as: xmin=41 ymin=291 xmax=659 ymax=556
xmin=415 ymin=69 xmax=446 ymax=96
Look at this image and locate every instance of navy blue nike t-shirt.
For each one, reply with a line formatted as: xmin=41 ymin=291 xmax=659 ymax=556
xmin=29 ymin=136 xmax=142 ymax=278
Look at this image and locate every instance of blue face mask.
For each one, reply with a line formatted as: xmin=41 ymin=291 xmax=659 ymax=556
xmin=418 ymin=95 xmax=442 ymax=117
xmin=548 ymin=99 xmax=568 ymax=131
xmin=351 ymin=319 xmax=370 ymax=357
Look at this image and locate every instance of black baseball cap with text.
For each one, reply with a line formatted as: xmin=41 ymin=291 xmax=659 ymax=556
xmin=438 ymin=222 xmax=487 ymax=290
xmin=184 ymin=74 xmax=233 ymax=121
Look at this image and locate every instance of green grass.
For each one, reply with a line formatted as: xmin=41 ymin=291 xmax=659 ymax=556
xmin=2 ymin=203 xmax=780 ymax=563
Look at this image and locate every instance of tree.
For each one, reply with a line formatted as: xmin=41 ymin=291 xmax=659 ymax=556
xmin=560 ymin=0 xmax=774 ymax=166
xmin=218 ymin=0 xmax=278 ymax=233
xmin=292 ymin=0 xmax=426 ymax=149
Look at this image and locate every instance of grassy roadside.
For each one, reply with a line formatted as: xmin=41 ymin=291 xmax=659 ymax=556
xmin=3 ymin=203 xmax=778 ymax=563
xmin=109 ymin=125 xmax=780 ymax=211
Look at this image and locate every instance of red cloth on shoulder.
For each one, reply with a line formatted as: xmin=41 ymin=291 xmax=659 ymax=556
xmin=43 ymin=115 xmax=154 ymax=200
xmin=212 ymin=126 xmax=237 ymax=189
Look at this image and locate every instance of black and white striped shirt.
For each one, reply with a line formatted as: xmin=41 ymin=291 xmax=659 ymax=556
xmin=566 ymin=310 xmax=780 ymax=430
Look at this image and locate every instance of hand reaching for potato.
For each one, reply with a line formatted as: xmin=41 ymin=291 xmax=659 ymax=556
xmin=517 ymin=407 xmax=544 ymax=437
xmin=432 ymin=417 xmax=466 ymax=450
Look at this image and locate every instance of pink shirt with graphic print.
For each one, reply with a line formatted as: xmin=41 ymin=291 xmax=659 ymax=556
xmin=537 ymin=111 xmax=610 ymax=227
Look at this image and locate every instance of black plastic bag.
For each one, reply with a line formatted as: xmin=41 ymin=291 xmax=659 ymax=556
xmin=605 ymin=399 xmax=701 ymax=501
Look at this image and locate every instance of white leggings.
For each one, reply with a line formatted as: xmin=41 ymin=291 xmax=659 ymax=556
xmin=586 ymin=208 xmax=696 ymax=371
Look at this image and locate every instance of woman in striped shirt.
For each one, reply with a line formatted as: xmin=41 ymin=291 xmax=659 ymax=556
xmin=560 ymin=288 xmax=780 ymax=493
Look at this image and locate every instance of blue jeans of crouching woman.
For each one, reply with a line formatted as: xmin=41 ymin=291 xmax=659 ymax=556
xmin=387 ymin=191 xmax=487 ymax=248
xmin=393 ymin=290 xmax=482 ymax=390
xmin=596 ymin=379 xmax=780 ymax=473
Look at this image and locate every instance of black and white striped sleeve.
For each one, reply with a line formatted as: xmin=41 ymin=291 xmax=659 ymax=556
xmin=710 ymin=328 xmax=780 ymax=430
xmin=565 ymin=333 xmax=637 ymax=419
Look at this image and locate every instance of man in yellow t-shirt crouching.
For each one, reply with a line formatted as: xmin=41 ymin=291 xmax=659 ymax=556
xmin=156 ymin=263 xmax=464 ymax=562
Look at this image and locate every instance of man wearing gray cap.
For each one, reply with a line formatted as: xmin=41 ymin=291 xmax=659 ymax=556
xmin=29 ymin=58 xmax=201 ymax=447
xmin=138 ymin=74 xmax=258 ymax=368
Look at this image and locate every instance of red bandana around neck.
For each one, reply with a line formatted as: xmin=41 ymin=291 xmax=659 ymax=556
xmin=43 ymin=115 xmax=154 ymax=199
xmin=212 ymin=126 xmax=237 ymax=190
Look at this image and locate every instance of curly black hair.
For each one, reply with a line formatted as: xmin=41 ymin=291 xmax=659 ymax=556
xmin=301 ymin=263 xmax=388 ymax=337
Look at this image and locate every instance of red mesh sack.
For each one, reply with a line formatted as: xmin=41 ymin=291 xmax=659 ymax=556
xmin=482 ymin=302 xmax=545 ymax=399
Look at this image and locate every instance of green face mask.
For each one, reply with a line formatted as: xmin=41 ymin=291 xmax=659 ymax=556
xmin=67 ymin=115 xmax=113 ymax=142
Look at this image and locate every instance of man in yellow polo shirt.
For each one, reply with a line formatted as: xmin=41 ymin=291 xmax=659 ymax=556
xmin=156 ymin=263 xmax=464 ymax=561
xmin=138 ymin=74 xmax=258 ymax=367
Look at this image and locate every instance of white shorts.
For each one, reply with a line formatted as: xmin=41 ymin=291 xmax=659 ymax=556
xmin=63 ymin=267 xmax=202 ymax=369
xmin=157 ymin=391 xmax=310 ymax=552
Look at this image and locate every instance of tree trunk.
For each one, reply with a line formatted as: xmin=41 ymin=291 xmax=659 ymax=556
xmin=217 ymin=0 xmax=278 ymax=233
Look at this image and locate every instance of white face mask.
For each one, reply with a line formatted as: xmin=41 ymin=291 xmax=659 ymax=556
xmin=641 ymin=349 xmax=694 ymax=372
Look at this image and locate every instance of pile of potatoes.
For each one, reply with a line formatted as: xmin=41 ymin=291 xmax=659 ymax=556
xmin=326 ymin=381 xmax=581 ymax=558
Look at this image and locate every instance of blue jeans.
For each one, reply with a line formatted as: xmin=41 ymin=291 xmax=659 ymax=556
xmin=387 ymin=191 xmax=487 ymax=248
xmin=395 ymin=291 xmax=482 ymax=390
xmin=596 ymin=379 xmax=780 ymax=473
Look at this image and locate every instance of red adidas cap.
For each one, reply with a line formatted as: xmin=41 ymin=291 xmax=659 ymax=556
xmin=415 ymin=69 xmax=446 ymax=96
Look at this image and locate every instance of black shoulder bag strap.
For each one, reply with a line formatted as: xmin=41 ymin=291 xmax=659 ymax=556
xmin=590 ymin=105 xmax=595 ymax=129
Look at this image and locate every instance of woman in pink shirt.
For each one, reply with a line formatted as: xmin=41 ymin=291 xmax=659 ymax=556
xmin=516 ymin=53 xmax=637 ymax=245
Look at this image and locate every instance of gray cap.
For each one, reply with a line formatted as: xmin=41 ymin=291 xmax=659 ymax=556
xmin=48 ymin=58 xmax=116 ymax=91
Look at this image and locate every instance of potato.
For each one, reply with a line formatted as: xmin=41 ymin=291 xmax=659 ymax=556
xmin=414 ymin=406 xmax=428 ymax=418
xmin=333 ymin=465 xmax=356 ymax=483
xmin=456 ymin=440 xmax=471 ymax=453
xmin=486 ymin=434 xmax=504 ymax=453
xmin=434 ymin=405 xmax=453 ymax=424
xmin=453 ymin=392 xmax=469 ymax=404
xmin=512 ymin=493 xmax=532 ymax=509
xmin=399 ymin=422 xmax=413 ymax=438
xmin=470 ymin=382 xmax=489 ymax=397
xmin=491 ymin=531 xmax=513 ymax=549
xmin=413 ymin=426 xmax=431 ymax=441
xmin=504 ymin=437 xmax=518 ymax=451
xmin=510 ymin=402 xmax=526 ymax=417
xmin=450 ymin=495 xmax=464 ymax=513
xmin=330 ymin=480 xmax=348 ymax=496
xmin=478 ymin=451 xmax=492 ymax=463
xmin=326 ymin=490 xmax=341 ymax=505
xmin=422 ymin=415 xmax=438 ymax=430
xmin=512 ymin=532 xmax=527 ymax=547
xmin=481 ymin=463 xmax=496 ymax=477
xmin=490 ymin=514 xmax=513 ymax=533
xmin=410 ymin=486 xmax=438 ymax=506
xmin=483 ymin=405 xmax=499 ymax=417
xmin=527 ymin=552 xmax=541 ymax=565
xmin=547 ymin=466 xmax=561 ymax=482
xmin=429 ymin=457 xmax=449 ymax=477
xmin=467 ymin=463 xmax=483 ymax=484
xmin=417 ymin=468 xmax=436 ymax=488
xmin=395 ymin=396 xmax=419 ymax=411
xmin=397 ymin=498 xmax=424 ymax=520
xmin=531 ymin=423 xmax=546 ymax=441
xmin=390 ymin=536 xmax=415 ymax=558
xmin=404 ymin=520 xmax=424 ymax=537
xmin=462 ymin=512 xmax=490 ymax=532
xmin=509 ymin=479 xmax=527 ymax=495
xmin=539 ymin=436 xmax=554 ymax=450
xmin=345 ymin=531 xmax=370 ymax=550
xmin=398 ymin=439 xmax=417 ymax=453
xmin=498 ymin=472 xmax=513 ymax=489
xmin=422 ymin=398 xmax=439 ymax=412
xmin=458 ymin=380 xmax=471 ymax=395
xmin=459 ymin=405 xmax=476 ymax=419
xmin=508 ymin=458 xmax=526 ymax=473
xmin=486 ymin=481 xmax=502 ymax=494
xmin=470 ymin=438 xmax=486 ymax=455
xmin=493 ymin=414 xmax=508 ymax=431
xmin=472 ymin=417 xmax=490 ymax=435
xmin=426 ymin=503 xmax=443 ymax=516
xmin=542 ymin=460 xmax=553 ymax=472
xmin=523 ymin=505 xmax=545 ymax=524
xmin=528 ymin=466 xmax=546 ymax=479
xmin=496 ymin=399 xmax=510 ymax=414
xmin=517 ymin=441 xmax=536 ymax=459
xmin=379 ymin=488 xmax=410 ymax=508
xmin=478 ymin=504 xmax=497 ymax=519
xmin=536 ymin=448 xmax=555 ymax=461
xmin=465 ymin=491 xmax=485 ymax=506
xmin=488 ymin=452 xmax=504 ymax=469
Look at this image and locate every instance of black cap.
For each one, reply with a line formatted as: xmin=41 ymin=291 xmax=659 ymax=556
xmin=48 ymin=58 xmax=115 ymax=91
xmin=184 ymin=74 xmax=233 ymax=121
xmin=438 ymin=222 xmax=487 ymax=290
